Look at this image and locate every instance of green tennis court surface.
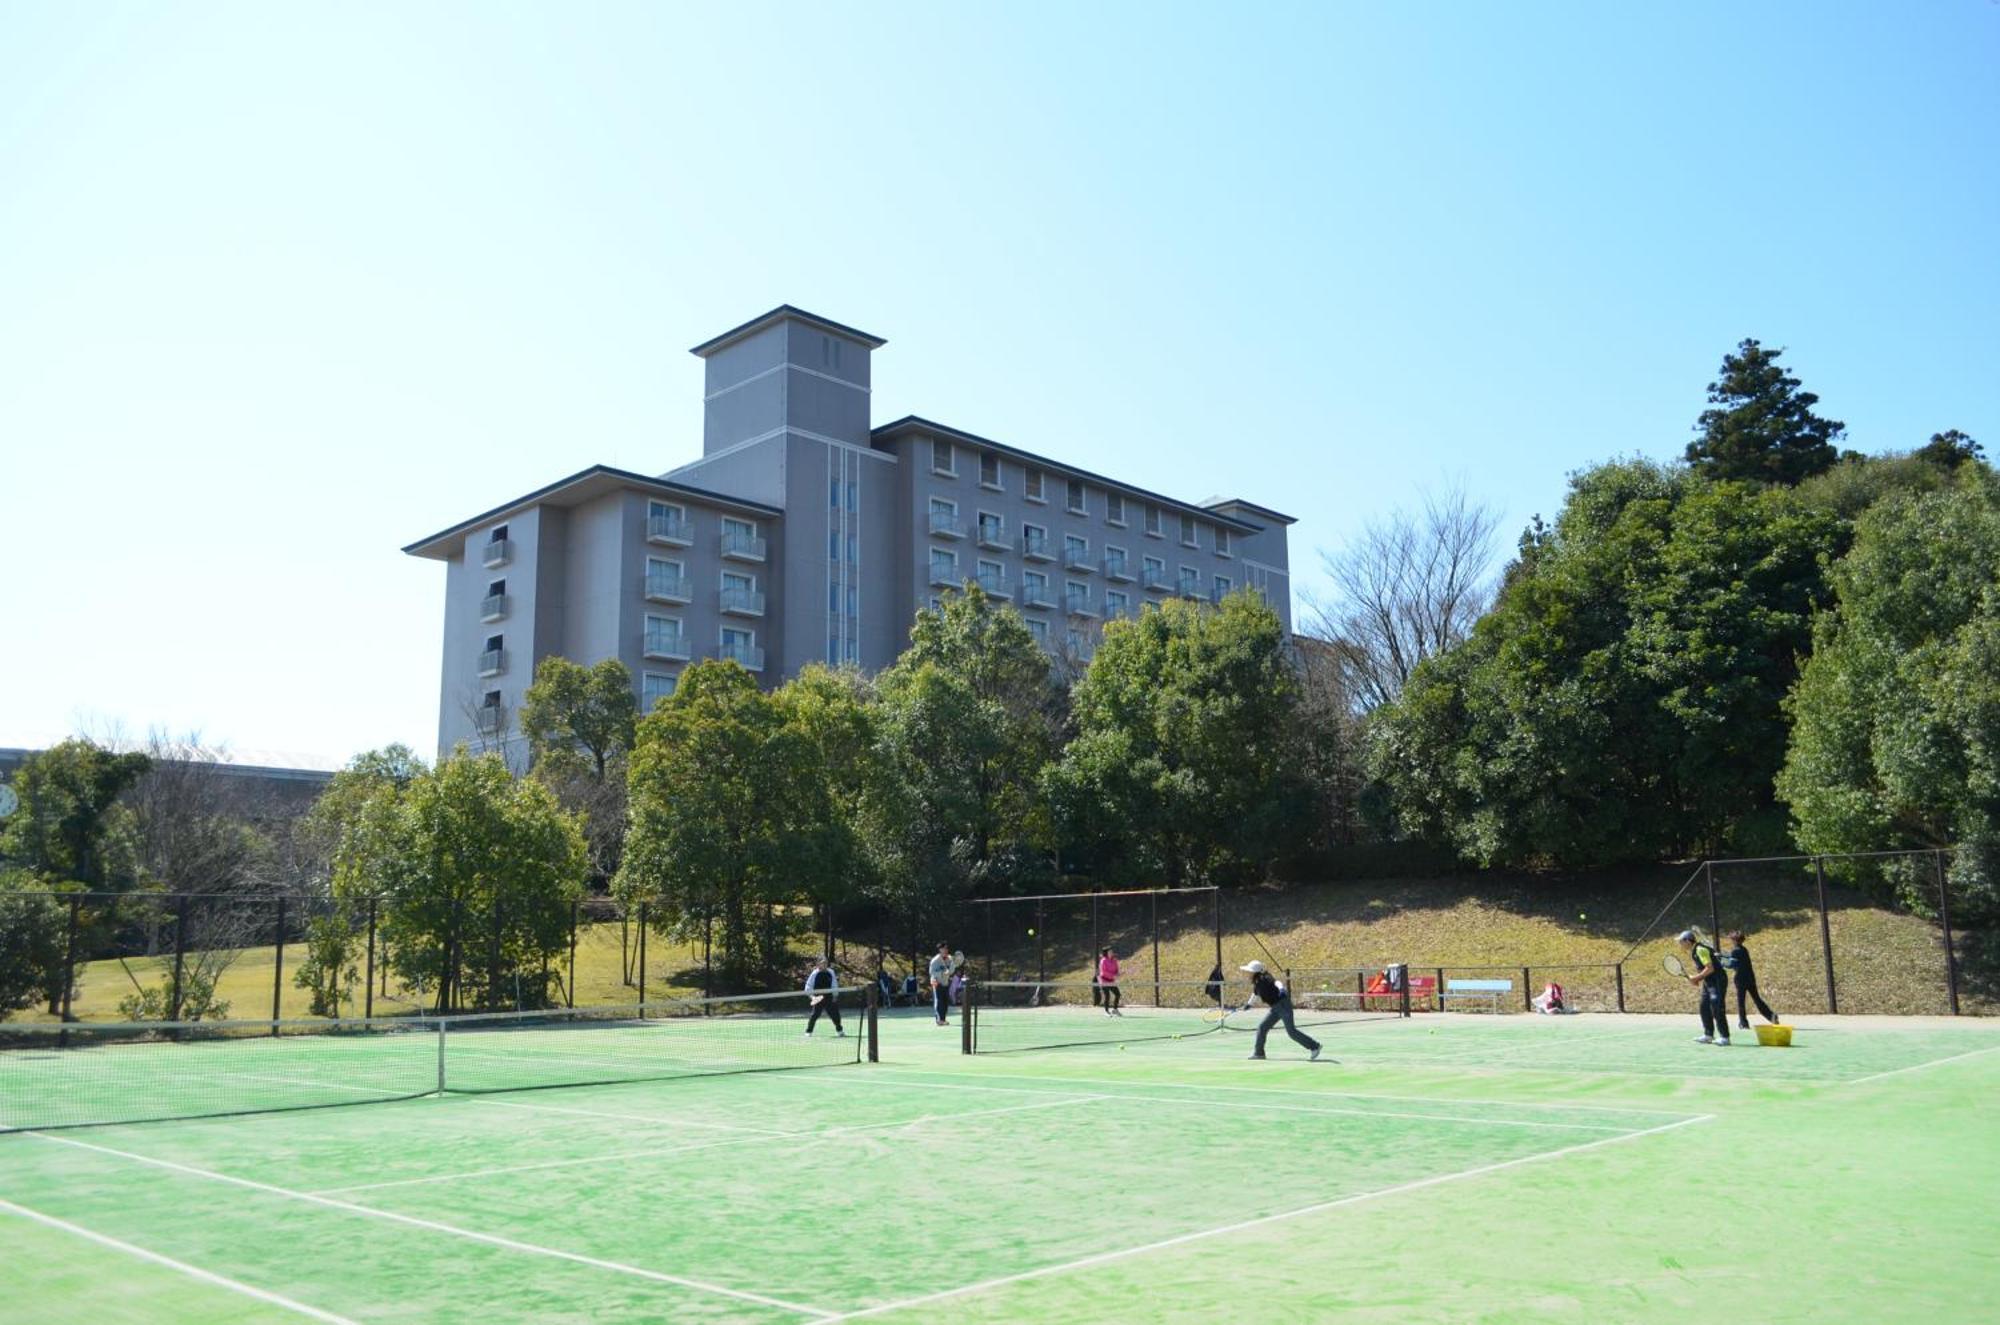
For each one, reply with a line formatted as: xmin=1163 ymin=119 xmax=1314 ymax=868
xmin=3 ymin=1008 xmax=1996 ymax=1322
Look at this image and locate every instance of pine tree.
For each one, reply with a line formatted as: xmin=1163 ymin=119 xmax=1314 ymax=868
xmin=1685 ymin=339 xmax=1844 ymax=485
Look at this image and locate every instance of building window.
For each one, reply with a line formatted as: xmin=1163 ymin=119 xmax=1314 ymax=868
xmin=929 ymin=547 xmax=958 ymax=586
xmin=1026 ymin=617 xmax=1048 ymax=642
xmin=1106 ymin=591 xmax=1130 ymax=616
xmin=1179 ymin=565 xmax=1201 ymax=595
xmin=721 ymin=516 xmax=763 ymax=560
xmin=980 ymin=452 xmax=1001 ymax=489
xmin=1216 ymin=527 xmax=1232 ymax=557
xmin=1023 ymin=570 xmax=1048 ymax=603
xmin=644 ymin=614 xmax=685 ymax=657
xmin=931 ymin=438 xmax=955 ymax=476
xmin=830 ymin=476 xmax=840 ymax=507
xmin=1105 ymin=544 xmax=1129 ymax=577
xmin=978 ymin=511 xmax=1005 ymax=545
xmin=829 ymin=529 xmax=840 ymax=559
xmin=1143 ymin=555 xmax=1166 ymax=586
xmin=1022 ymin=522 xmax=1049 ymax=558
xmin=929 ymin=497 xmax=961 ymax=537
xmin=481 ymin=689 xmax=502 ymax=710
xmin=1180 ymin=513 xmax=1198 ymax=547
xmin=1214 ymin=574 xmax=1232 ymax=601
xmin=648 ymin=500 xmax=690 ymax=543
xmin=846 ymin=481 xmax=858 ymax=512
xmin=489 ymin=524 xmax=507 ymax=543
xmin=641 ymin=672 xmax=676 ymax=712
xmin=1105 ymin=494 xmax=1124 ymax=526
xmin=1144 ymin=505 xmax=1162 ymax=537
xmin=977 ymin=559 xmax=1005 ymax=595
xmin=1064 ymin=534 xmax=1089 ymax=565
xmin=1025 ymin=467 xmax=1045 ymax=502
xmin=1067 ymin=478 xmax=1087 ymax=514
xmin=646 ymin=557 xmax=686 ymax=599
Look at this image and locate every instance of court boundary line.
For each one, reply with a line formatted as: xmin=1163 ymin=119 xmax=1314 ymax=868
xmin=1842 ymin=1044 xmax=2000 ymax=1087
xmin=26 ymin=1131 xmax=837 ymax=1319
xmin=0 ymin=1193 xmax=360 ymax=1324
xmin=814 ymin=1112 xmax=1714 ymax=1321
xmin=472 ymin=1096 xmax=794 ymax=1134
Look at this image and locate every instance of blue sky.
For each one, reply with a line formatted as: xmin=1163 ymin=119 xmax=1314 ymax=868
xmin=2 ymin=2 xmax=1995 ymax=765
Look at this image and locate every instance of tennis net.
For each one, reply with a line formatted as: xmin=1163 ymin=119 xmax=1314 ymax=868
xmin=968 ymin=979 xmax=1408 ymax=1054
xmin=0 ymin=989 xmax=873 ymax=1132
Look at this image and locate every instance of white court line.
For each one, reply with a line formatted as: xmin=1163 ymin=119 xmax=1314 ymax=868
xmin=0 ymin=1194 xmax=360 ymax=1324
xmin=854 ymin=1067 xmax=1693 ymax=1118
xmin=1843 ymin=1044 xmax=2000 ymax=1087
xmin=470 ymin=1097 xmax=793 ymax=1134
xmin=28 ymin=1132 xmax=834 ymax=1319
xmin=815 ymin=1112 xmax=1715 ymax=1322
xmin=315 ymin=1093 xmax=1105 ymax=1196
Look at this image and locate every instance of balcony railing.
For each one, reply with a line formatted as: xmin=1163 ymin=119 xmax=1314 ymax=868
xmin=1063 ymin=547 xmax=1094 ymax=572
xmin=481 ymin=539 xmax=513 ymax=568
xmin=1064 ymin=590 xmax=1098 ymax=618
xmin=479 ymin=593 xmax=509 ymax=621
xmin=474 ymin=706 xmax=505 ymax=735
xmin=928 ymin=511 xmax=967 ymax=539
xmin=975 ymin=573 xmax=1011 ymax=599
xmin=1102 ymin=555 xmax=1134 ymax=582
xmin=1142 ymin=569 xmax=1172 ymax=593
xmin=1021 ymin=532 xmax=1052 ymax=561
xmin=928 ymin=565 xmax=962 ymax=589
xmin=976 ymin=522 xmax=1009 ymax=550
xmin=720 ymin=587 xmax=767 ymax=616
xmin=476 ymin=648 xmax=506 ymax=677
xmin=647 ymin=512 xmax=692 ymax=545
xmin=721 ymin=642 xmax=765 ymax=672
xmin=643 ymin=572 xmax=691 ymax=603
xmin=1176 ymin=577 xmax=1204 ymax=599
xmin=720 ymin=529 xmax=768 ymax=561
xmin=1019 ymin=584 xmax=1054 ymax=609
xmin=643 ymin=630 xmax=691 ymax=661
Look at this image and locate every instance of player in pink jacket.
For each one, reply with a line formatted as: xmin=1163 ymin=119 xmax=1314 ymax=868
xmin=1098 ymin=947 xmax=1123 ymax=1016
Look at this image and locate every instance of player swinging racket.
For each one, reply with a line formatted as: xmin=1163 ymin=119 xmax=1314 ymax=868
xmin=1098 ymin=947 xmax=1123 ymax=1015
xmin=1239 ymin=960 xmax=1322 ymax=1061
xmin=803 ymin=956 xmax=844 ymax=1037
xmin=1668 ymin=930 xmax=1730 ymax=1045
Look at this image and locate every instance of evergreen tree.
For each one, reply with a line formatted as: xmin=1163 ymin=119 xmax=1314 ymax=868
xmin=1685 ymin=339 xmax=1844 ymax=485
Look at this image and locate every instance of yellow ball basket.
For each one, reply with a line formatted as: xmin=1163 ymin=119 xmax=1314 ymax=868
xmin=1754 ymin=1024 xmax=1793 ymax=1047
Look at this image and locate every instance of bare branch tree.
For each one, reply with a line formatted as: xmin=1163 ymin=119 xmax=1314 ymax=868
xmin=1306 ymin=485 xmax=1499 ymax=711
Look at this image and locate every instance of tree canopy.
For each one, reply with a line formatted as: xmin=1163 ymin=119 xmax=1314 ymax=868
xmin=1685 ymin=339 xmax=1845 ymax=486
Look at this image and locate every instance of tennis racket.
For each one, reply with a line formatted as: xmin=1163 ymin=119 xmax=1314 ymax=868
xmin=1201 ymin=999 xmax=1255 ymax=1024
xmin=808 ymin=993 xmax=826 ymax=1007
xmin=949 ymin=950 xmax=966 ymax=972
xmin=1663 ymin=953 xmax=1689 ymax=979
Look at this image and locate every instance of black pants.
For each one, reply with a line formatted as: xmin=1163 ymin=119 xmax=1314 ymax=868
xmin=806 ymin=997 xmax=842 ymax=1034
xmin=1698 ymin=982 xmax=1730 ymax=1039
xmin=933 ymin=981 xmax=951 ymax=1023
xmin=1102 ymin=982 xmax=1121 ymax=1011
xmin=1253 ymin=999 xmax=1320 ymax=1056
xmin=1735 ymin=978 xmax=1776 ymax=1026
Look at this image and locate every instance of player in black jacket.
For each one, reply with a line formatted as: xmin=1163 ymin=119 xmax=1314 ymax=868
xmin=1722 ymin=931 xmax=1778 ymax=1030
xmin=1238 ymin=960 xmax=1321 ymax=1061
xmin=803 ymin=957 xmax=845 ymax=1036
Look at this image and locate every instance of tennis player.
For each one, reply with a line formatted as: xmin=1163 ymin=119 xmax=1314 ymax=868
xmin=1722 ymin=930 xmax=1778 ymax=1030
xmin=1098 ymin=947 xmax=1123 ymax=1015
xmin=1678 ymin=930 xmax=1730 ymax=1045
xmin=928 ymin=942 xmax=954 ymax=1026
xmin=1239 ymin=959 xmax=1321 ymax=1061
xmin=803 ymin=957 xmax=844 ymax=1036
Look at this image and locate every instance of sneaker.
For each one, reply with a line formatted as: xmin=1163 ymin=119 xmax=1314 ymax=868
xmin=836 ymin=1030 xmax=846 ymax=1037
xmin=1738 ymin=1021 xmax=1750 ymax=1030
xmin=1694 ymin=1035 xmax=1714 ymax=1044
xmin=1716 ymin=1038 xmax=1731 ymax=1046
xmin=1247 ymin=1053 xmax=1266 ymax=1060
xmin=803 ymin=1031 xmax=814 ymax=1038
xmin=1310 ymin=1047 xmax=1322 ymax=1062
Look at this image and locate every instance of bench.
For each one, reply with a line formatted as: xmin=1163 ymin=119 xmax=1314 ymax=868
xmin=1442 ymin=977 xmax=1512 ymax=1012
xmin=1362 ymin=974 xmax=1436 ymax=1011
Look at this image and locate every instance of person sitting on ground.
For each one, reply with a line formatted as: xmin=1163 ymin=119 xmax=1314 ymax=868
xmin=1532 ymin=979 xmax=1566 ymax=1015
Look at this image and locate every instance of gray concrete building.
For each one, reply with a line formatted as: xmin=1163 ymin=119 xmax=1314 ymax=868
xmin=404 ymin=306 xmax=1294 ymax=763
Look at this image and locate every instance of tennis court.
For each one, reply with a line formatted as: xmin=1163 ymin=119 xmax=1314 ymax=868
xmin=2 ymin=995 xmax=1996 ymax=1323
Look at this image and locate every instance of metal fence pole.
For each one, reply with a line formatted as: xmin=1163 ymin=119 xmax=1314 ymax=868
xmin=1523 ymin=966 xmax=1532 ymax=1012
xmin=1036 ymin=900 xmax=1046 ymax=985
xmin=568 ymin=899 xmax=578 ymax=1010
xmin=1212 ymin=888 xmax=1222 ymax=981
xmin=487 ymin=899 xmax=503 ymax=1014
xmin=271 ymin=896 xmax=286 ymax=1031
xmin=1937 ymin=850 xmax=1961 ymax=1016
xmin=1615 ymin=962 xmax=1626 ymax=1013
xmin=168 ymin=895 xmax=190 ymax=1022
xmin=638 ymin=902 xmax=648 ymax=1015
xmin=364 ymin=897 xmax=378 ymax=1020
xmin=1151 ymin=890 xmax=1160 ymax=1008
xmin=1814 ymin=857 xmax=1837 ymax=1014
xmin=1704 ymin=861 xmax=1720 ymax=945
xmin=58 ymin=896 xmax=81 ymax=1038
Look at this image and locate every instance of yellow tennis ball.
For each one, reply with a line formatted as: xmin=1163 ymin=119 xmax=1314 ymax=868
xmin=1027 ymin=928 xmax=1035 ymax=936
xmin=1579 ymin=912 xmax=1588 ymax=921
xmin=1118 ymin=1045 xmax=1126 ymax=1051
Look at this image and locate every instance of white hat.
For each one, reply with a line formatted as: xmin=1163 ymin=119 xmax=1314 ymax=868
xmin=1238 ymin=960 xmax=1266 ymax=974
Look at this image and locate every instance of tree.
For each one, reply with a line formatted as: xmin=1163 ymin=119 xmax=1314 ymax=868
xmin=1306 ymin=485 xmax=1499 ymax=711
xmin=1685 ymin=338 xmax=1844 ymax=485
xmin=617 ymin=660 xmax=832 ymax=988
xmin=1048 ymin=592 xmax=1305 ymax=888
xmin=0 ymin=876 xmax=66 ymax=1018
xmin=522 ymin=657 xmax=639 ymax=780
xmin=1914 ymin=429 xmax=1984 ymax=473
xmin=128 ymin=732 xmax=271 ymax=895
xmin=0 ymin=739 xmax=151 ymax=889
xmin=1778 ymin=470 xmax=2000 ymax=918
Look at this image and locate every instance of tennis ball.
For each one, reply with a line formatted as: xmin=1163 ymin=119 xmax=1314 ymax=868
xmin=1579 ymin=912 xmax=1588 ymax=921
xmin=1118 ymin=1045 xmax=1126 ymax=1051
xmin=1027 ymin=928 xmax=1035 ymax=936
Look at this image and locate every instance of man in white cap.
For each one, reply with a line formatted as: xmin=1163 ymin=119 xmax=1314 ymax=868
xmin=1238 ymin=960 xmax=1321 ymax=1061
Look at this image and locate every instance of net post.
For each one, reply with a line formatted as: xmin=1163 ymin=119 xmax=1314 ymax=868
xmin=1150 ymin=890 xmax=1160 ymax=1009
xmin=168 ymin=894 xmax=190 ymax=1024
xmin=272 ymin=896 xmax=286 ymax=1031
xmin=1036 ymin=900 xmax=1046 ymax=985
xmin=1615 ymin=961 xmax=1626 ymax=1013
xmin=436 ymin=1017 xmax=447 ymax=1094
xmin=364 ymin=896 xmax=378 ymax=1020
xmin=59 ymin=895 xmax=80 ymax=1024
xmin=638 ymin=901 xmax=648 ymax=1017
xmin=1937 ymin=850 xmax=1961 ymax=1016
xmin=1211 ymin=887 xmax=1222 ymax=982
xmin=1400 ymin=964 xmax=1411 ymax=1018
xmin=1522 ymin=966 xmax=1531 ymax=1012
xmin=866 ymin=981 xmax=880 ymax=1063
xmin=1435 ymin=966 xmax=1445 ymax=1012
xmin=568 ymin=899 xmax=578 ymax=1010
xmin=961 ymin=980 xmax=975 ymax=1055
xmin=1814 ymin=856 xmax=1837 ymax=1014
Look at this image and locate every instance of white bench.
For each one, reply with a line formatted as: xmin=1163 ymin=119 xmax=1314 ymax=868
xmin=1443 ymin=978 xmax=1512 ymax=1012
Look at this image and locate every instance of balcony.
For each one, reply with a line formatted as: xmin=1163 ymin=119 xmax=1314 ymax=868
xmin=1176 ymin=578 xmax=1204 ymax=600
xmin=1021 ymin=531 xmax=1053 ymax=561
xmin=476 ymin=648 xmax=506 ymax=677
xmin=976 ymin=522 xmax=1009 ymax=551
xmin=647 ymin=511 xmax=692 ymax=545
xmin=1063 ymin=546 xmax=1094 ymax=573
xmin=643 ymin=629 xmax=691 ymax=661
xmin=1142 ymin=569 xmax=1172 ymax=593
xmin=1064 ymin=590 xmax=1099 ymax=618
xmin=474 ymin=706 xmax=505 ymax=735
xmin=481 ymin=539 xmax=512 ymax=568
xmin=975 ymin=572 xmax=1011 ymax=599
xmin=643 ymin=571 xmax=692 ymax=603
xmin=721 ymin=642 xmax=765 ymax=672
xmin=720 ymin=587 xmax=767 ymax=617
xmin=479 ymin=593 xmax=509 ymax=622
xmin=1019 ymin=584 xmax=1054 ymax=609
xmin=1102 ymin=555 xmax=1134 ymax=582
xmin=928 ymin=510 xmax=967 ymax=540
xmin=928 ymin=564 xmax=962 ymax=589
xmin=721 ymin=529 xmax=768 ymax=561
